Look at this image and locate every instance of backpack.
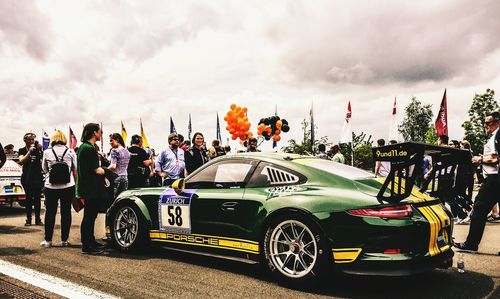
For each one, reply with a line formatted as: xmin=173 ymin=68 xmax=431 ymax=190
xmin=49 ymin=147 xmax=71 ymax=184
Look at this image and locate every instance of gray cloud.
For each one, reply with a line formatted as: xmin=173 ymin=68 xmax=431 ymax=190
xmin=270 ymin=0 xmax=500 ymax=85
xmin=0 ymin=1 xmax=53 ymax=60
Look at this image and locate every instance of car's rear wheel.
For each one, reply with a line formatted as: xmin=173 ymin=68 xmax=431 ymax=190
xmin=111 ymin=203 xmax=148 ymax=252
xmin=263 ymin=214 xmax=331 ymax=286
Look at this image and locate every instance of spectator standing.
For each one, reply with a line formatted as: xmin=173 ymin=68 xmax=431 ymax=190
xmin=208 ymin=140 xmax=226 ymax=158
xmin=40 ymin=130 xmax=77 ymax=248
xmin=374 ymin=139 xmax=391 ymax=177
xmin=455 ymin=111 xmax=500 ymax=253
xmin=18 ymin=133 xmax=44 ymax=226
xmin=315 ymin=144 xmax=329 ymax=160
xmin=108 ymin=133 xmax=131 ymax=198
xmin=247 ymin=138 xmax=260 ymax=152
xmin=4 ymin=144 xmax=15 ymax=155
xmin=224 ymin=145 xmax=231 ymax=154
xmin=185 ymin=132 xmax=210 ymax=175
xmin=330 ymin=145 xmax=346 ymax=164
xmin=155 ymin=133 xmax=185 ymax=186
xmin=77 ymin=123 xmax=105 ymax=255
xmin=127 ymin=135 xmax=152 ymax=188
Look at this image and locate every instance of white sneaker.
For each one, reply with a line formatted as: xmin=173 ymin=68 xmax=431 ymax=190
xmin=40 ymin=240 xmax=52 ymax=248
xmin=61 ymin=241 xmax=70 ymax=247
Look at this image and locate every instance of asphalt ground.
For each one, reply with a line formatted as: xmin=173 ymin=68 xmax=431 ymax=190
xmin=0 ymin=203 xmax=499 ymax=299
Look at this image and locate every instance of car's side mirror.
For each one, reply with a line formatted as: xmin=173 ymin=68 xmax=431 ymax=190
xmin=172 ymin=178 xmax=185 ymax=195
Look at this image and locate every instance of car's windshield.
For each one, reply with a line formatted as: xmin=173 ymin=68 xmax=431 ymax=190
xmin=303 ymin=159 xmax=375 ymax=180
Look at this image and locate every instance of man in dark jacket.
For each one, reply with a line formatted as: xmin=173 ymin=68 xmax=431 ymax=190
xmin=77 ymin=123 xmax=106 ymax=255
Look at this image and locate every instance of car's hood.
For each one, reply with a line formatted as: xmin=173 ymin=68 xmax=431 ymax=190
xmin=0 ymin=160 xmax=22 ymax=178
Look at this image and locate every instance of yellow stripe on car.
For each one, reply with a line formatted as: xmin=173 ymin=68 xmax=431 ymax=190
xmin=149 ymin=230 xmax=259 ymax=254
xmin=332 ymin=248 xmax=362 ymax=263
xmin=417 ymin=204 xmax=451 ymax=256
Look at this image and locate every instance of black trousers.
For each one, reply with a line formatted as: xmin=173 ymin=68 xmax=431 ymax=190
xmin=43 ymin=186 xmax=74 ymax=242
xmin=23 ymin=182 xmax=43 ymax=221
xmin=465 ymin=175 xmax=500 ymax=248
xmin=128 ymin=174 xmax=146 ymax=189
xmin=80 ymin=197 xmax=99 ymax=249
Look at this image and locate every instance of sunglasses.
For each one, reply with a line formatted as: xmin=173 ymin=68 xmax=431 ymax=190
xmin=170 ymin=138 xmax=179 ymax=141
xmin=484 ymin=121 xmax=494 ymax=126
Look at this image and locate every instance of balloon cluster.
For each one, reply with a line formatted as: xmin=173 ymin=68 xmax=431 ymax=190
xmin=257 ymin=116 xmax=290 ymax=142
xmin=224 ymin=104 xmax=253 ymax=141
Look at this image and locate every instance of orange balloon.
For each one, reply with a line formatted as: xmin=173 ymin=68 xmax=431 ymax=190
xmin=231 ymin=135 xmax=237 ymax=140
xmin=242 ymin=107 xmax=248 ymax=113
xmin=230 ymin=104 xmax=236 ymax=110
xmin=276 ymin=120 xmax=282 ymax=129
xmin=266 ymin=127 xmax=272 ymax=134
xmin=275 ymin=129 xmax=281 ymax=135
xmin=274 ymin=135 xmax=281 ymax=142
xmin=240 ymin=134 xmax=247 ymax=140
xmin=247 ymin=132 xmax=253 ymax=138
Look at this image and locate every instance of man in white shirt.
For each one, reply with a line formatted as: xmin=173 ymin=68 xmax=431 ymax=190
xmin=455 ymin=111 xmax=500 ymax=253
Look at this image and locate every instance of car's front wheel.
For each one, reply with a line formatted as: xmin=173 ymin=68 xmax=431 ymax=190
xmin=111 ymin=203 xmax=148 ymax=252
xmin=263 ymin=214 xmax=331 ymax=286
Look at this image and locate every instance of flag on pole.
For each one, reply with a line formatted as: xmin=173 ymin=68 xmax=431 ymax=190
xmin=388 ymin=97 xmax=398 ymax=142
xmin=42 ymin=130 xmax=50 ymax=150
xmin=216 ymin=112 xmax=222 ymax=142
xmin=120 ymin=120 xmax=127 ymax=143
xmin=140 ymin=118 xmax=150 ymax=148
xmin=310 ymin=102 xmax=315 ymax=148
xmin=273 ymin=105 xmax=278 ymax=148
xmin=435 ymin=89 xmax=448 ymax=136
xmin=340 ymin=101 xmax=352 ymax=144
xmin=69 ymin=126 xmax=77 ymax=150
xmin=100 ymin=122 xmax=104 ymax=153
xmin=170 ymin=116 xmax=177 ymax=134
xmin=188 ymin=113 xmax=192 ymax=141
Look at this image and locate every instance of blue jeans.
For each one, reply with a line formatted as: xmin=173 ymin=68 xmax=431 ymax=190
xmin=113 ymin=175 xmax=128 ymax=198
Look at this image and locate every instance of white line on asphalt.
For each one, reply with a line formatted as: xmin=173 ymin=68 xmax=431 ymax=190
xmin=0 ymin=259 xmax=118 ymax=299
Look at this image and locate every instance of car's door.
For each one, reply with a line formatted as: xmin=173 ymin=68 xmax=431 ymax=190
xmin=186 ymin=158 xmax=260 ymax=240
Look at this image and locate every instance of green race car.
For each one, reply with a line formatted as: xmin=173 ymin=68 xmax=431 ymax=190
xmin=105 ymin=142 xmax=470 ymax=284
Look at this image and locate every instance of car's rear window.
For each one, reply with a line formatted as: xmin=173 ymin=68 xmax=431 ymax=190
xmin=302 ymin=159 xmax=375 ymax=180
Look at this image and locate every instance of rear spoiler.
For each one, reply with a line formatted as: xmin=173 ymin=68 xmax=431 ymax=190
xmin=372 ymin=142 xmax=472 ymax=203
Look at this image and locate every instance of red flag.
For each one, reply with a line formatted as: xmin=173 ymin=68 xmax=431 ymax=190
xmin=435 ymin=89 xmax=448 ymax=136
xmin=69 ymin=126 xmax=77 ymax=150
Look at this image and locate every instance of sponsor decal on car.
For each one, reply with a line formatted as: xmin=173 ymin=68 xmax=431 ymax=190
xmin=158 ymin=188 xmax=196 ymax=234
xmin=266 ymin=185 xmax=306 ymax=198
xmin=149 ymin=230 xmax=260 ymax=254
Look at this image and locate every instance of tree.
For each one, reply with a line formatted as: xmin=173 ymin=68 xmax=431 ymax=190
xmin=462 ymin=89 xmax=498 ymax=154
xmin=282 ymin=119 xmax=328 ymax=154
xmin=398 ymin=97 xmax=433 ymax=142
xmin=339 ymin=131 xmax=373 ymax=166
xmin=425 ymin=127 xmax=438 ymax=144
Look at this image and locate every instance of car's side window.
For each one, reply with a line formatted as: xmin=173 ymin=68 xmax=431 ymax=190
xmin=186 ymin=160 xmax=257 ymax=189
xmin=247 ymin=162 xmax=306 ymax=188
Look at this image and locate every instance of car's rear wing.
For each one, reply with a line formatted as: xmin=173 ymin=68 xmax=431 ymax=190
xmin=372 ymin=142 xmax=472 ymax=203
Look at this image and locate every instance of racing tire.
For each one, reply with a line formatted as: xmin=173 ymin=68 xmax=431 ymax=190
xmin=110 ymin=202 xmax=149 ymax=252
xmin=263 ymin=214 xmax=331 ymax=287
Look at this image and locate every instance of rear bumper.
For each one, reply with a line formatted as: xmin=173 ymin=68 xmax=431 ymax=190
xmin=336 ymin=249 xmax=454 ymax=276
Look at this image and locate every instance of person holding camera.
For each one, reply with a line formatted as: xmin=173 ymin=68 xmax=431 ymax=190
xmin=40 ymin=130 xmax=77 ymax=248
xmin=18 ymin=133 xmax=44 ymax=226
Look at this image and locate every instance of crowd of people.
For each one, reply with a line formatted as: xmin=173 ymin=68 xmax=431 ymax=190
xmin=0 ymin=110 xmax=498 ymax=255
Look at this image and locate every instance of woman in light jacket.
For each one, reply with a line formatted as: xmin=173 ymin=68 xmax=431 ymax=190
xmin=41 ymin=130 xmax=77 ymax=248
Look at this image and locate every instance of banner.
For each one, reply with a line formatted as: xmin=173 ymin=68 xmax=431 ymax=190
xmin=120 ymin=120 xmax=127 ymax=143
xmin=170 ymin=116 xmax=177 ymax=134
xmin=435 ymin=89 xmax=448 ymax=136
xmin=216 ymin=112 xmax=222 ymax=142
xmin=69 ymin=126 xmax=77 ymax=150
xmin=340 ymin=101 xmax=352 ymax=144
xmin=42 ymin=130 xmax=50 ymax=150
xmin=188 ymin=113 xmax=192 ymax=142
xmin=388 ymin=98 xmax=398 ymax=142
xmin=310 ymin=103 xmax=315 ymax=147
xmin=140 ymin=118 xmax=150 ymax=148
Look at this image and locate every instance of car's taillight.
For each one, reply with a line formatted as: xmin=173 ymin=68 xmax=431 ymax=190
xmin=347 ymin=204 xmax=413 ymax=219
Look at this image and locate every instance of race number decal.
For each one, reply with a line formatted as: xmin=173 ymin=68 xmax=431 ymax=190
xmin=158 ymin=188 xmax=196 ymax=234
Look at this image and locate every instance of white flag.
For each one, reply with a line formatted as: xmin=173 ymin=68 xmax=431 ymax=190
xmin=340 ymin=101 xmax=352 ymax=143
xmin=388 ymin=97 xmax=398 ymax=142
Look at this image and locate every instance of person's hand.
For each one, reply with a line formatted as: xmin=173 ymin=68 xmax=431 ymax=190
xmin=95 ymin=167 xmax=105 ymax=175
xmin=472 ymin=156 xmax=482 ymax=164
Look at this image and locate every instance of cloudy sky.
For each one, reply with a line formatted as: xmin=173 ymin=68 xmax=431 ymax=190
xmin=1 ymin=0 xmax=500 ymax=152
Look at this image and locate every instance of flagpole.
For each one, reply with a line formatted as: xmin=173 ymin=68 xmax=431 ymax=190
xmin=351 ymin=142 xmax=354 ymax=166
